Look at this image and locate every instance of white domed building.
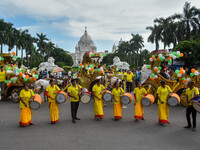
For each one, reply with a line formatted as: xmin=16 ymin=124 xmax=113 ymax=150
xmin=70 ymin=27 xmax=97 ymax=66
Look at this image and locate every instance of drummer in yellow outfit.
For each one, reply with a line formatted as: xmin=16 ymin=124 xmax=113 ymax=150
xmin=92 ymin=79 xmax=105 ymax=120
xmin=68 ymin=79 xmax=83 ymax=123
xmin=157 ymin=80 xmax=172 ymax=125
xmin=19 ymin=84 xmax=35 ymax=127
xmin=133 ymin=82 xmax=147 ymax=120
xmin=112 ymin=81 xmax=124 ymax=120
xmin=45 ymin=79 xmax=61 ymax=124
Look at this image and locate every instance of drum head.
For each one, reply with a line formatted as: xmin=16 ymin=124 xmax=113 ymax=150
xmin=142 ymin=98 xmax=151 ymax=107
xmin=30 ymin=101 xmax=40 ymax=110
xmin=81 ymin=94 xmax=91 ymax=104
xmin=121 ymin=96 xmax=130 ymax=105
xmin=168 ymin=97 xmax=178 ymax=107
xmin=193 ymin=102 xmax=200 ymax=112
xmin=103 ymin=93 xmax=112 ymax=102
xmin=56 ymin=93 xmax=66 ymax=103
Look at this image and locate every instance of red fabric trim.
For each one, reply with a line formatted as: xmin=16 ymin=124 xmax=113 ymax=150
xmin=159 ymin=119 xmax=168 ymax=124
xmin=134 ymin=93 xmax=136 ymax=100
xmin=19 ymin=121 xmax=31 ymax=126
xmin=114 ymin=116 xmax=122 ymax=119
xmin=57 ymin=90 xmax=61 ymax=94
xmin=144 ymin=93 xmax=148 ymax=96
xmin=95 ymin=115 xmax=104 ymax=118
xmin=134 ymin=115 xmax=143 ymax=119
xmin=45 ymin=91 xmax=51 ymax=98
xmin=51 ymin=120 xmax=59 ymax=124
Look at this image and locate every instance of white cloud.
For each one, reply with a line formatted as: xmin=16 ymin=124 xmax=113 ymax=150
xmin=0 ymin=0 xmax=199 ymax=52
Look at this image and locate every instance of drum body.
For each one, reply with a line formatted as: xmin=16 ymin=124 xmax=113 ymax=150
xmin=121 ymin=93 xmax=133 ymax=105
xmin=168 ymin=93 xmax=180 ymax=107
xmin=103 ymin=90 xmax=112 ymax=102
xmin=56 ymin=91 xmax=68 ymax=104
xmin=80 ymin=88 xmax=91 ymax=104
xmin=142 ymin=94 xmax=155 ymax=107
xmin=30 ymin=94 xmax=42 ymax=110
xmin=193 ymin=97 xmax=200 ymax=112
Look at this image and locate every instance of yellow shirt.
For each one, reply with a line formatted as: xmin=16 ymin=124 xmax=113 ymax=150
xmin=19 ymin=89 xmax=35 ymax=108
xmin=68 ymin=84 xmax=82 ymax=102
xmin=157 ymin=85 xmax=172 ymax=104
xmin=0 ymin=70 xmax=6 ymax=82
xmin=46 ymin=85 xmax=60 ymax=102
xmin=134 ymin=87 xmax=147 ymax=103
xmin=185 ymin=87 xmax=199 ymax=105
xmin=92 ymin=84 xmax=105 ymax=100
xmin=126 ymin=73 xmax=135 ymax=82
xmin=112 ymin=87 xmax=124 ymax=104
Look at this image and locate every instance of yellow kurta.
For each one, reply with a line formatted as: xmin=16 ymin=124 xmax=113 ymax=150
xmin=19 ymin=89 xmax=35 ymax=126
xmin=92 ymin=84 xmax=105 ymax=118
xmin=133 ymin=87 xmax=147 ymax=119
xmin=46 ymin=85 xmax=60 ymax=123
xmin=112 ymin=87 xmax=124 ymax=119
xmin=185 ymin=87 xmax=199 ymax=106
xmin=157 ymin=85 xmax=172 ymax=123
xmin=0 ymin=70 xmax=6 ymax=82
xmin=68 ymin=84 xmax=82 ymax=102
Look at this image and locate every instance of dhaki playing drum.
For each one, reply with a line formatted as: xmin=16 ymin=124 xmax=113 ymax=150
xmin=193 ymin=97 xmax=200 ymax=112
xmin=30 ymin=94 xmax=42 ymax=110
xmin=121 ymin=93 xmax=133 ymax=105
xmin=142 ymin=94 xmax=155 ymax=107
xmin=103 ymin=90 xmax=112 ymax=102
xmin=168 ymin=93 xmax=180 ymax=107
xmin=80 ymin=88 xmax=91 ymax=104
xmin=56 ymin=91 xmax=68 ymax=104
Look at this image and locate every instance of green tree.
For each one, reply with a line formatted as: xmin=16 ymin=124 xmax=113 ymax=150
xmin=174 ymin=40 xmax=200 ymax=67
xmin=146 ymin=24 xmax=162 ymax=50
xmin=36 ymin=33 xmax=48 ymax=60
xmin=172 ymin=2 xmax=200 ymax=40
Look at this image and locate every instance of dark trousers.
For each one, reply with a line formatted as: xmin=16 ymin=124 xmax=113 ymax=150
xmin=71 ymin=102 xmax=79 ymax=119
xmin=126 ymin=82 xmax=132 ymax=92
xmin=186 ymin=106 xmax=197 ymax=128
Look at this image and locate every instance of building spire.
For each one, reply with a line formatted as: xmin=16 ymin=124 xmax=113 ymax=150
xmin=85 ymin=26 xmax=87 ymax=34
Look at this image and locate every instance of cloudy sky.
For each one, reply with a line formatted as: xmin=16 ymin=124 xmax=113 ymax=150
xmin=0 ymin=0 xmax=199 ymax=53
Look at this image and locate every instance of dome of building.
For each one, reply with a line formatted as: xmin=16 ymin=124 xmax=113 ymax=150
xmin=78 ymin=28 xmax=94 ymax=44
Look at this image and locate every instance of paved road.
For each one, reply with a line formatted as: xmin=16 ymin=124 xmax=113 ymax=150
xmin=0 ymin=98 xmax=200 ymax=150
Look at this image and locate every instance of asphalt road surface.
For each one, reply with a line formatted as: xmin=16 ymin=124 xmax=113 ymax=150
xmin=0 ymin=98 xmax=200 ymax=150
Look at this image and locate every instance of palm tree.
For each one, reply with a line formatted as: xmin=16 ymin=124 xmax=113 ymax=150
xmin=36 ymin=33 xmax=48 ymax=61
xmin=13 ymin=28 xmax=20 ymax=56
xmin=146 ymin=24 xmax=162 ymax=50
xmin=18 ymin=29 xmax=28 ymax=65
xmin=0 ymin=19 xmax=7 ymax=53
xmin=172 ymin=2 xmax=200 ymax=40
xmin=4 ymin=22 xmax=15 ymax=52
xmin=130 ymin=34 xmax=144 ymax=66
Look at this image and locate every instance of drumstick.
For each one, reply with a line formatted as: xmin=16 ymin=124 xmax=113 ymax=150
xmin=62 ymin=84 xmax=70 ymax=92
xmin=147 ymin=85 xmax=151 ymax=93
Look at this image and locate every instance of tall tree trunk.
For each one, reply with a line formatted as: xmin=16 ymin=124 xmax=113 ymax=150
xmin=186 ymin=20 xmax=190 ymax=40
xmin=16 ymin=46 xmax=18 ymax=56
xmin=1 ymin=43 xmax=3 ymax=53
xmin=30 ymin=53 xmax=32 ymax=68
xmin=21 ymin=49 xmax=23 ymax=65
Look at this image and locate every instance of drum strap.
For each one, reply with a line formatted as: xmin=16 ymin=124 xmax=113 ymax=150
xmin=192 ymin=87 xmax=197 ymax=98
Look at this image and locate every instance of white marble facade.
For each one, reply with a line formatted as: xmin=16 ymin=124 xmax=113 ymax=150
xmin=70 ymin=27 xmax=97 ymax=66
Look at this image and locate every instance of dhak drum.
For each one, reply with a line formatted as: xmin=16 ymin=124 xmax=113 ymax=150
xmin=30 ymin=94 xmax=42 ymax=110
xmin=193 ymin=97 xmax=200 ymax=112
xmin=142 ymin=94 xmax=155 ymax=107
xmin=121 ymin=93 xmax=133 ymax=105
xmin=168 ymin=93 xmax=180 ymax=107
xmin=103 ymin=90 xmax=112 ymax=102
xmin=80 ymin=88 xmax=91 ymax=104
xmin=56 ymin=91 xmax=68 ymax=104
